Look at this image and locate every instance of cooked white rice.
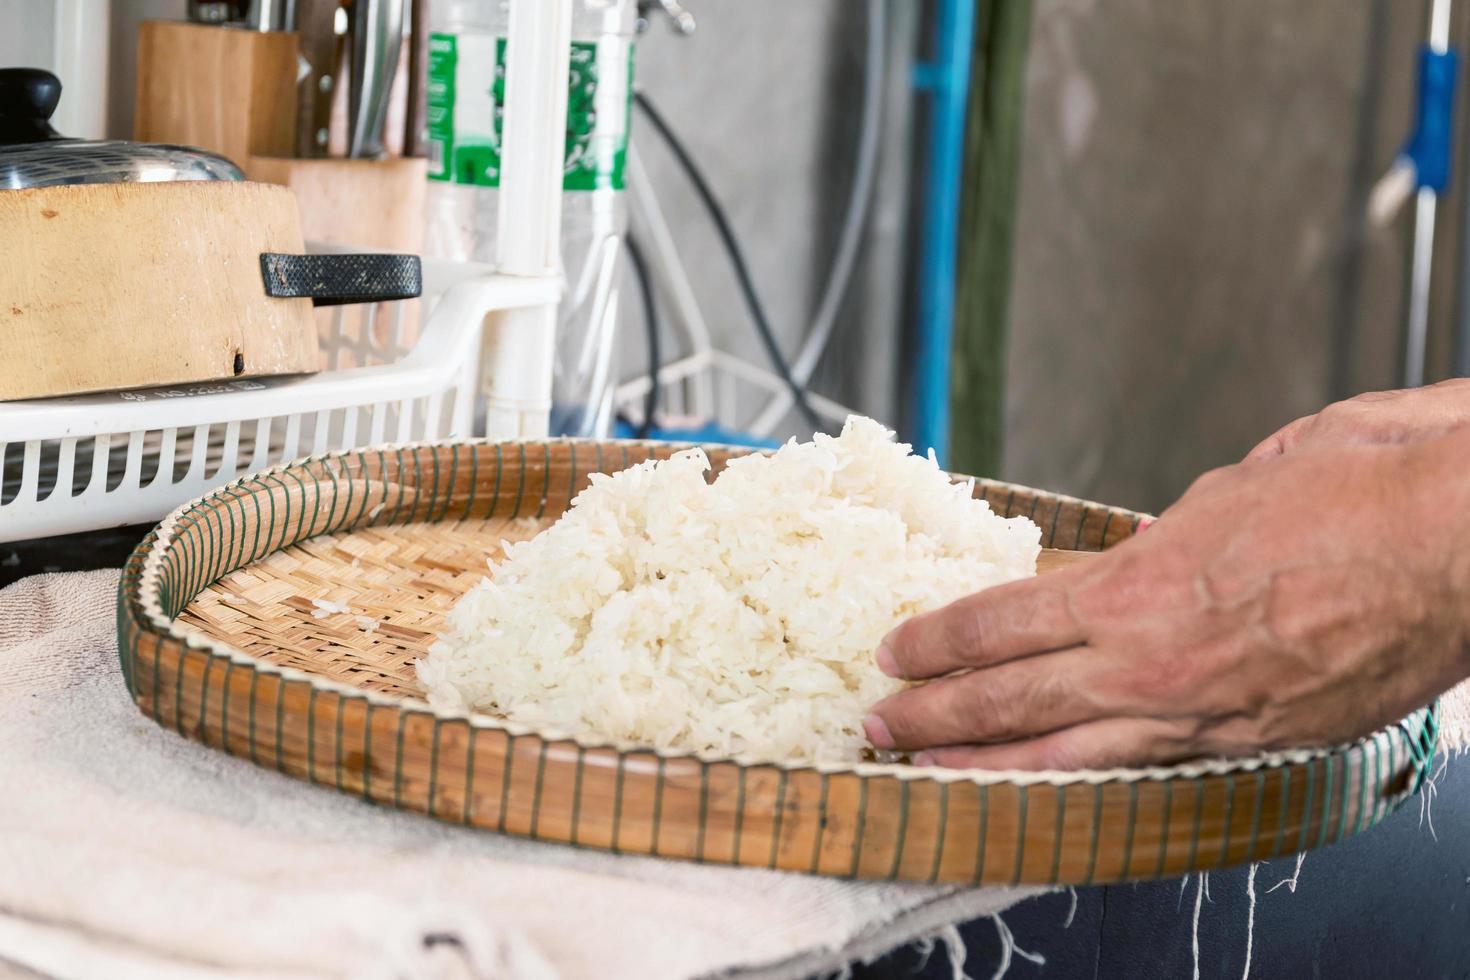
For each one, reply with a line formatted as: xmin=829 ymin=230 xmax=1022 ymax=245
xmin=415 ymin=417 xmax=1041 ymax=764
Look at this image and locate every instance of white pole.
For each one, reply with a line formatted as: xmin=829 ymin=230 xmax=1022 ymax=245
xmin=52 ymin=0 xmax=110 ymax=139
xmin=1405 ymin=0 xmax=1453 ymax=388
xmin=483 ymin=0 xmax=572 ymax=438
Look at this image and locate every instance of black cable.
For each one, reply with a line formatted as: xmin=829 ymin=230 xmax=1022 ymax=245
xmin=633 ymin=90 xmax=823 ymax=431
xmin=624 ymin=233 xmax=660 ymax=438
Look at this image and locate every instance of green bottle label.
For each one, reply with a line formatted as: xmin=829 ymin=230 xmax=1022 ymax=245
xmin=427 ymin=32 xmax=632 ymax=191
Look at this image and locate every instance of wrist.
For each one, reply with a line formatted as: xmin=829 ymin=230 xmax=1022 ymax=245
xmin=1407 ymin=428 xmax=1470 ymax=684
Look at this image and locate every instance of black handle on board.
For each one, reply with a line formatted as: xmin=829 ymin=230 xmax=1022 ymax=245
xmin=259 ymin=252 xmax=423 ymax=307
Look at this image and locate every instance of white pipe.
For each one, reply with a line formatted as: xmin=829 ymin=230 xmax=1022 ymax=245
xmin=496 ymin=0 xmax=573 ymax=277
xmin=52 ymin=0 xmax=110 ymax=139
xmin=485 ymin=0 xmax=573 ymax=437
xmin=1431 ymin=0 xmax=1452 ymax=51
xmin=1406 ymin=188 xmax=1438 ymax=388
xmin=1404 ymin=0 xmax=1452 ymax=388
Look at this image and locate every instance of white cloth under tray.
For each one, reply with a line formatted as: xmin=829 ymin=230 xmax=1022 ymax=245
xmin=0 ymin=571 xmax=1041 ymax=980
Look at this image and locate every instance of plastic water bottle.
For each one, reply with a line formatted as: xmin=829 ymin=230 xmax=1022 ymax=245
xmin=425 ymin=0 xmax=635 ymax=437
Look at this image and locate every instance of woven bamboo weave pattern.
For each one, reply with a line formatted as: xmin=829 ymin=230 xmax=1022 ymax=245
xmin=115 ymin=439 xmax=1441 ymax=885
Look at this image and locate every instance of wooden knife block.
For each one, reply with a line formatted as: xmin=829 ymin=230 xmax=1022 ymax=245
xmin=135 ymin=21 xmax=298 ymax=168
xmin=247 ymin=156 xmax=427 ymax=253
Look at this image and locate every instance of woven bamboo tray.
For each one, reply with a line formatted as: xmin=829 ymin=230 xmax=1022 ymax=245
xmin=116 ymin=439 xmax=1440 ymax=886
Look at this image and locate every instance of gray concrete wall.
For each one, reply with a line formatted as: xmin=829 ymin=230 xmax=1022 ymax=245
xmin=1003 ymin=0 xmax=1452 ymax=513
xmin=621 ymin=0 xmax=913 ymax=433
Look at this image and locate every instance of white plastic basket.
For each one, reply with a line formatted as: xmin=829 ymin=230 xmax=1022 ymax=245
xmin=0 ymin=254 xmax=559 ymax=543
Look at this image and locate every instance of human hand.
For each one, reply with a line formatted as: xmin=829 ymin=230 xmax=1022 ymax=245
xmin=1247 ymin=379 xmax=1470 ymax=461
xmin=863 ymin=432 xmax=1470 ymax=770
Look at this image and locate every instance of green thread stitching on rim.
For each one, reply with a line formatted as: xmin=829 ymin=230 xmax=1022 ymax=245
xmin=1008 ymin=787 xmax=1029 ymax=886
xmin=696 ymin=764 xmax=712 ymax=864
xmin=1353 ymin=740 xmax=1371 ymax=837
xmin=1082 ymin=783 xmax=1103 ymax=885
xmin=806 ymin=773 xmax=829 ymax=874
xmin=528 ymin=739 xmax=550 ymax=840
xmin=927 ymin=782 xmax=950 ymax=884
xmin=509 ymin=444 xmax=527 ymax=521
xmin=218 ymin=659 xmax=235 ymax=757
xmin=1152 ymin=780 xmax=1184 ymax=880
xmin=462 ymin=722 xmax=477 ymax=825
xmin=1046 ymin=498 xmax=1064 ymax=548
xmin=392 ymin=709 xmax=410 ymax=809
xmin=534 ymin=442 xmax=551 ymax=520
xmin=974 ymin=784 xmax=990 ymax=885
xmin=490 ymin=443 xmax=504 ymax=520
xmin=339 ymin=455 xmax=361 ymax=530
xmin=768 ymin=769 xmax=790 ymax=869
xmin=219 ymin=487 xmax=243 ymax=589
xmin=1296 ymin=758 xmax=1317 ymax=854
xmin=388 ymin=448 xmax=412 ymax=525
xmin=1270 ymin=767 xmax=1291 ymax=859
xmin=570 ymin=745 xmax=586 ymax=847
xmin=427 ymin=446 xmax=448 ymax=523
xmin=461 ymin=444 xmax=479 ymax=522
xmin=428 ymin=718 xmax=443 ymax=817
xmin=198 ymin=651 xmax=216 ymax=747
xmin=274 ymin=675 xmax=289 ymax=774
xmin=888 ymin=780 xmax=911 ymax=881
xmin=1218 ymin=775 xmax=1237 ymax=869
xmin=306 ymin=686 xmax=318 ymax=784
xmin=1245 ymin=771 xmax=1265 ymax=863
xmin=497 ymin=733 xmax=517 ymax=833
xmin=1119 ymin=781 xmax=1140 ymax=882
xmin=1381 ymin=729 xmax=1396 ymax=824
xmin=1317 ymin=756 xmax=1336 ymax=850
xmin=732 ymin=765 xmax=748 ymax=865
xmin=610 ymin=752 xmax=626 ymax=856
xmin=1098 ymin=510 xmax=1115 ymax=549
xmin=172 ymin=642 xmax=189 ymax=737
xmin=261 ymin=472 xmax=289 ymax=562
xmin=1185 ymin=780 xmax=1205 ymax=873
xmin=1334 ymin=747 xmax=1353 ymax=843
xmin=361 ymin=700 xmax=374 ymax=800
xmin=281 ymin=467 xmax=312 ymax=543
xmin=247 ymin=667 xmax=261 ymax=767
xmin=1001 ymin=488 xmax=1016 ymax=519
xmin=649 ymin=756 xmax=667 ymax=856
xmin=1072 ymin=504 xmax=1091 ymax=551
xmin=334 ymin=692 xmax=348 ymax=793
xmin=849 ymin=777 xmax=869 ymax=879
xmin=151 ymin=632 xmax=164 ymax=725
xmin=1047 ymin=785 xmax=1066 ymax=885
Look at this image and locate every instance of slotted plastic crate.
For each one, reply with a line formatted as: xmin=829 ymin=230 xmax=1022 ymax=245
xmin=0 ymin=252 xmax=559 ymax=543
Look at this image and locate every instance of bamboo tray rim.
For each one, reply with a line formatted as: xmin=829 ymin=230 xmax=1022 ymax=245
xmin=128 ymin=436 xmax=1437 ymax=789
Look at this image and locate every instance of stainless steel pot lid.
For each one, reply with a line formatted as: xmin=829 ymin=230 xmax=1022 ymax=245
xmin=0 ymin=68 xmax=244 ymax=189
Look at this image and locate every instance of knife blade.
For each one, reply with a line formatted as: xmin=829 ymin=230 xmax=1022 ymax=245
xmin=294 ymin=0 xmax=342 ymax=157
xmin=347 ymin=0 xmax=406 ymax=159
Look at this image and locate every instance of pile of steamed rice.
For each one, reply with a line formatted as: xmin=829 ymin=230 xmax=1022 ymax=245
xmin=415 ymin=417 xmax=1041 ymax=764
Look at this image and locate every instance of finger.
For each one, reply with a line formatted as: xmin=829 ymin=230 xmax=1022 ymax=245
xmin=878 ymin=575 xmax=1087 ymax=681
xmin=865 ymin=646 xmax=1115 ymax=752
xmin=910 ymin=718 xmax=1193 ymax=772
xmin=1244 ymin=415 xmax=1311 ymax=462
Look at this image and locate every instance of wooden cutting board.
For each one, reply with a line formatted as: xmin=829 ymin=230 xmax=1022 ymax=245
xmin=0 ymin=180 xmax=320 ymax=401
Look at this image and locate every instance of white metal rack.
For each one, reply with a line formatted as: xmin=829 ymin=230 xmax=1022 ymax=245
xmin=0 ymin=0 xmax=573 ymax=544
xmin=0 ymin=261 xmax=558 ymax=541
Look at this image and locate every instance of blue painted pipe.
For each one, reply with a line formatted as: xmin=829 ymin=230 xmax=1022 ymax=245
xmin=909 ymin=0 xmax=976 ymax=467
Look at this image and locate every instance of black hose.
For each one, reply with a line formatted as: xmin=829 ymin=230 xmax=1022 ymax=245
xmin=632 ymin=90 xmax=823 ymax=431
xmin=624 ymin=233 xmax=660 ymax=438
